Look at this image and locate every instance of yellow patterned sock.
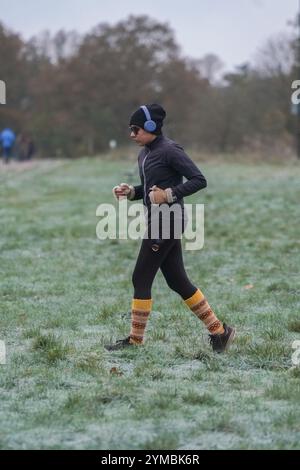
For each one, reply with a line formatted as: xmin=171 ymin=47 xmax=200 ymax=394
xmin=130 ymin=298 xmax=153 ymax=344
xmin=184 ymin=289 xmax=224 ymax=335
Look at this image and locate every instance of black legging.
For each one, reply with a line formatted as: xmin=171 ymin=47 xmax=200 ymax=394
xmin=132 ymin=221 xmax=197 ymax=300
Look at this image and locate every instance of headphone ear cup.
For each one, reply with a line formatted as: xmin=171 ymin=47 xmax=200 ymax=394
xmin=144 ymin=120 xmax=157 ymax=132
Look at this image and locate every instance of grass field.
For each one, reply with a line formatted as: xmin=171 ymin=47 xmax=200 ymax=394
xmin=0 ymin=157 xmax=299 ymax=450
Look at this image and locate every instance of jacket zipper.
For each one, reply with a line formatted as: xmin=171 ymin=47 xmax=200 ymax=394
xmin=142 ymin=150 xmax=151 ymax=205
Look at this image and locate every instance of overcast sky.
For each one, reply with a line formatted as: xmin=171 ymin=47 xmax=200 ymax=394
xmin=0 ymin=0 xmax=298 ymax=71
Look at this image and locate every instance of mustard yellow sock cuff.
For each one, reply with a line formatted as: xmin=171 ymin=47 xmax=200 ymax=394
xmin=184 ymin=289 xmax=205 ymax=308
xmin=132 ymin=298 xmax=153 ymax=311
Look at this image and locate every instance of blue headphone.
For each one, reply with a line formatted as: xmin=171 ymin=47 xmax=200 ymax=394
xmin=140 ymin=105 xmax=157 ymax=132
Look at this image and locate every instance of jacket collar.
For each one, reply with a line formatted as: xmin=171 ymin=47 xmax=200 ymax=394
xmin=145 ymin=134 xmax=164 ymax=151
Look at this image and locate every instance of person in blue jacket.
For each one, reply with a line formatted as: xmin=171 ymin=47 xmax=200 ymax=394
xmin=106 ymin=104 xmax=236 ymax=353
xmin=0 ymin=128 xmax=16 ymax=163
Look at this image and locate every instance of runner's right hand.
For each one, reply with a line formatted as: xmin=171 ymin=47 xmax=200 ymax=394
xmin=112 ymin=183 xmax=132 ymax=200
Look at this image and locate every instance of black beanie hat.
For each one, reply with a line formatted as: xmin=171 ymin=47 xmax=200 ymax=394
xmin=129 ymin=104 xmax=166 ymax=135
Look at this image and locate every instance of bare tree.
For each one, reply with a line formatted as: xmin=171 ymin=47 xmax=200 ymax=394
xmin=255 ymin=32 xmax=294 ymax=78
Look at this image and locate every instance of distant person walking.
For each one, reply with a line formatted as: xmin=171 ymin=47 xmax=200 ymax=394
xmin=0 ymin=128 xmax=16 ymax=164
xmin=16 ymin=133 xmax=35 ymax=161
xmin=105 ymin=104 xmax=236 ymax=353
xmin=25 ymin=135 xmax=35 ymax=160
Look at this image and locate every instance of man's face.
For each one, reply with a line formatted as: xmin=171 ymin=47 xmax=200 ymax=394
xmin=129 ymin=126 xmax=156 ymax=146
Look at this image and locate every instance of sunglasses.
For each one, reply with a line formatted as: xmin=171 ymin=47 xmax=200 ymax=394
xmin=129 ymin=125 xmax=141 ymax=136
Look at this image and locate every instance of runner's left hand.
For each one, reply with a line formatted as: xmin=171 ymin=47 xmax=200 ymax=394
xmin=149 ymin=186 xmax=168 ymax=204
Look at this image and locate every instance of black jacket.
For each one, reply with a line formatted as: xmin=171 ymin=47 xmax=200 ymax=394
xmin=132 ymin=135 xmax=207 ymax=208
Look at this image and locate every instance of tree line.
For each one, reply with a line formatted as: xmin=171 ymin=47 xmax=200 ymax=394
xmin=0 ymin=15 xmax=296 ymax=158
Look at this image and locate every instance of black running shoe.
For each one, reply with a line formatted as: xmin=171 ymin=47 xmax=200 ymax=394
xmin=209 ymin=323 xmax=236 ymax=353
xmin=104 ymin=336 xmax=134 ymax=351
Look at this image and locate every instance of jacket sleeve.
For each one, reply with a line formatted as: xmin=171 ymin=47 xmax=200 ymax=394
xmin=166 ymin=145 xmax=207 ymax=199
xmin=131 ymin=184 xmax=144 ymax=201
xmin=129 ymin=151 xmax=144 ymax=201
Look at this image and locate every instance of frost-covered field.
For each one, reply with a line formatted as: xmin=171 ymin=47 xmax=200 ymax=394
xmin=0 ymin=157 xmax=299 ymax=449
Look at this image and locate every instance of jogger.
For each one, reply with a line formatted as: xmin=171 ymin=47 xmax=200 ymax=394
xmin=105 ymin=104 xmax=235 ymax=353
